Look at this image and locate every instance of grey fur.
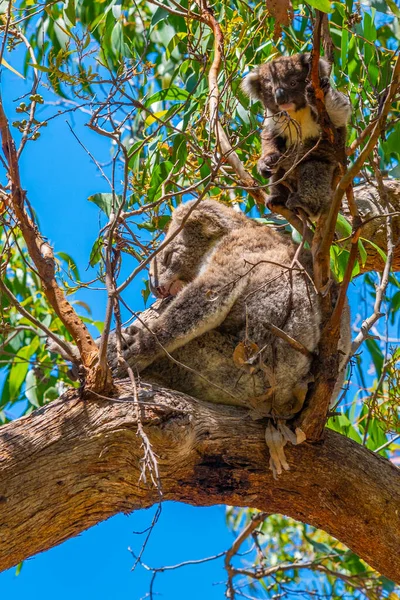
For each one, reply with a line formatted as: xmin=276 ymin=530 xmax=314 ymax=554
xmin=242 ymin=53 xmax=351 ymax=219
xmin=108 ymin=200 xmax=349 ymax=418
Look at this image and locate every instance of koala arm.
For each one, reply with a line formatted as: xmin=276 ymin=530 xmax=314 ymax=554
xmin=118 ymin=276 xmax=242 ymax=372
xmin=306 ymin=78 xmax=351 ymax=129
xmin=258 ymin=128 xmax=286 ymax=178
xmin=324 ymin=87 xmax=351 ymax=128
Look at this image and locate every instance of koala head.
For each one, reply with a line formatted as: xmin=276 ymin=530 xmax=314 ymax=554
xmin=149 ymin=200 xmax=246 ymax=298
xmin=242 ymin=53 xmax=331 ymax=113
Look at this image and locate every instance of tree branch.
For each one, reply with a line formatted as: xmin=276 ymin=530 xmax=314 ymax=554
xmin=0 ymin=383 xmax=399 ymax=583
xmin=0 ymin=101 xmax=113 ymax=393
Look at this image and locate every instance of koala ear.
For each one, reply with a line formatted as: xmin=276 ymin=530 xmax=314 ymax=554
xmin=301 ymin=53 xmax=332 ymax=78
xmin=241 ymin=68 xmax=262 ymax=100
xmin=187 ymin=208 xmax=226 ymax=239
xmin=318 ymin=57 xmax=332 ymax=78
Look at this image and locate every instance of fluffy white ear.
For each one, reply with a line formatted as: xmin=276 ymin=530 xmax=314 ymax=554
xmin=241 ymin=68 xmax=262 ymax=100
xmin=302 ymin=52 xmax=332 ymax=78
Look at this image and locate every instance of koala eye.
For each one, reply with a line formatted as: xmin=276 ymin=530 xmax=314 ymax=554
xmin=290 ymin=79 xmax=297 ymax=87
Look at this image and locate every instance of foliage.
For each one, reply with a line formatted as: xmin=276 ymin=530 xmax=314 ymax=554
xmin=0 ymin=0 xmax=399 ymax=596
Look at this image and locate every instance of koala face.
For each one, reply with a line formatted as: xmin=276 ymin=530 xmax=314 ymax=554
xmin=242 ymin=53 xmax=330 ymax=114
xmin=149 ymin=225 xmax=212 ymax=298
xmin=149 ymin=200 xmax=243 ymax=299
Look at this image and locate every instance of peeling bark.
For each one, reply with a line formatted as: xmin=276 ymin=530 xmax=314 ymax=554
xmin=352 ymin=180 xmax=400 ymax=272
xmin=0 ymin=382 xmax=399 ymax=582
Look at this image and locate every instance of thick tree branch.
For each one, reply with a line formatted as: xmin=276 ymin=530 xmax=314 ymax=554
xmin=0 ymin=383 xmax=399 ymax=583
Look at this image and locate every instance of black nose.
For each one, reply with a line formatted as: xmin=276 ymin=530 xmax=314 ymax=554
xmin=275 ymin=88 xmax=287 ymax=104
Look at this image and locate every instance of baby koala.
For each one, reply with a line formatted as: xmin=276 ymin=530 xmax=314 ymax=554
xmin=242 ymin=53 xmax=351 ymax=219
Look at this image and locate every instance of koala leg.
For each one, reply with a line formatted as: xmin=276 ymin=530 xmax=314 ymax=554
xmin=266 ymin=169 xmax=291 ymax=212
xmin=265 ymin=420 xmax=307 ymax=479
xmin=286 ymin=160 xmax=336 ymax=219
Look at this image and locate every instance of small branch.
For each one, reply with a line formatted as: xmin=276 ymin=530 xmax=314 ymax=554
xmin=263 ymin=322 xmax=313 ymax=359
xmin=0 ymin=100 xmax=113 ymax=393
xmin=225 ymin=511 xmax=269 ymax=598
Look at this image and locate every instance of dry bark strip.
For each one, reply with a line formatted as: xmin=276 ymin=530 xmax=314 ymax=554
xmin=0 ymin=382 xmax=399 ymax=582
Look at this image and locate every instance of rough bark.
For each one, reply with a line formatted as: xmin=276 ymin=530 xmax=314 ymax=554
xmin=0 ymin=382 xmax=399 ymax=582
xmin=351 ymin=180 xmax=400 ymax=272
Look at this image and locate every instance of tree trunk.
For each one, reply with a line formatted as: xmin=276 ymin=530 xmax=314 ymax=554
xmin=350 ymin=180 xmax=400 ymax=272
xmin=0 ymin=381 xmax=399 ymax=582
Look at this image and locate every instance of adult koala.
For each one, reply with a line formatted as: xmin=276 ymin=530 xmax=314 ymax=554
xmin=107 ymin=200 xmax=350 ymax=475
xmin=49 ymin=200 xmax=350 ymax=475
xmin=109 ymin=200 xmax=321 ymax=410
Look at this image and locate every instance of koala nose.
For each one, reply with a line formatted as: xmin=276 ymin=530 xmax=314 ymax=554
xmin=275 ymin=88 xmax=287 ymax=105
xmin=156 ymin=286 xmax=170 ymax=299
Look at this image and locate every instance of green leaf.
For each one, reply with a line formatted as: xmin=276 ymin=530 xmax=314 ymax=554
xmin=165 ymin=32 xmax=187 ymax=60
xmin=141 ymin=278 xmax=151 ymax=306
xmin=44 ymin=386 xmax=59 ymax=402
xmin=327 ymin=412 xmax=363 ymax=443
xmin=304 ymin=533 xmax=335 ymax=555
xmin=341 ymin=28 xmax=348 ymax=69
xmin=336 ymin=213 xmax=352 ymax=237
xmin=387 ymin=0 xmax=400 ymax=17
xmin=360 ymin=237 xmax=387 ymax=263
xmin=89 ymin=237 xmax=103 ymax=267
xmin=111 ymin=20 xmax=125 ymax=56
xmin=151 ymin=5 xmax=169 ymax=27
xmin=144 ymin=86 xmax=189 ymax=107
xmin=25 ymin=369 xmax=39 ymax=407
xmin=15 ymin=562 xmax=23 ymax=576
xmin=1 ymin=58 xmax=24 ymax=79
xmin=365 ymin=338 xmax=384 ymax=378
xmin=9 ymin=338 xmax=39 ymax=401
xmin=144 ymin=109 xmax=168 ymax=127
xmin=64 ymin=0 xmax=76 ymax=26
xmin=88 ymin=193 xmax=123 ymax=217
xmin=57 ymin=251 xmax=80 ymax=280
xmin=306 ymin=0 xmax=333 ymax=13
xmin=370 ymin=0 xmax=400 ymax=17
xmin=54 ymin=18 xmax=71 ymax=50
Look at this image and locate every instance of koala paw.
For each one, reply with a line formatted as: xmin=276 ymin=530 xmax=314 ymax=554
xmin=257 ymin=152 xmax=281 ymax=179
xmin=320 ymin=76 xmax=331 ymax=92
xmin=117 ymin=327 xmax=157 ymax=373
xmin=46 ymin=337 xmax=80 ymax=363
xmin=266 ymin=194 xmax=288 ymax=212
xmin=286 ymin=193 xmax=321 ymax=221
xmin=306 ymin=78 xmax=331 ymax=103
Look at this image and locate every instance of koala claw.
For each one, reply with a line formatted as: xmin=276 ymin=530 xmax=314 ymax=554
xmin=257 ymin=152 xmax=281 ymax=179
xmin=266 ymin=194 xmax=288 ymax=212
xmin=320 ymin=76 xmax=331 ymax=91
